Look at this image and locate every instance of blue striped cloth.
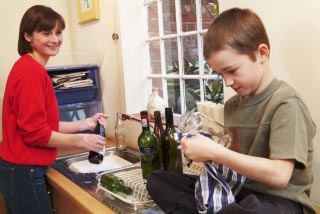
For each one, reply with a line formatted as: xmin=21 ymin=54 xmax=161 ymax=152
xmin=195 ymin=161 xmax=246 ymax=214
xmin=174 ymin=131 xmax=245 ymax=213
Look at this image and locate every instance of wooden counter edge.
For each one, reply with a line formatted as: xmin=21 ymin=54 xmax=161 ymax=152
xmin=47 ymin=167 xmax=115 ymax=214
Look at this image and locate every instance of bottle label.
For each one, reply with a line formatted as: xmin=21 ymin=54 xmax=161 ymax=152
xmin=141 ymin=119 xmax=148 ymax=128
xmin=98 ymin=147 xmax=106 ymax=156
xmin=139 ymin=147 xmax=157 ymax=154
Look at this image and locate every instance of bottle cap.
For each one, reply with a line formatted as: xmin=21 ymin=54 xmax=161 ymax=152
xmin=140 ymin=110 xmax=148 ymax=115
xmin=165 ymin=107 xmax=172 ymax=113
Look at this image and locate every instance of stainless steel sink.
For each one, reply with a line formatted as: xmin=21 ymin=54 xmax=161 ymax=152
xmin=62 ymin=147 xmax=140 ymax=174
xmin=52 ymin=147 xmax=146 ymax=213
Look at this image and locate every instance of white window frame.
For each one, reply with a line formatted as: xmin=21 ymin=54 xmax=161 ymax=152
xmin=144 ymin=0 xmax=220 ymax=114
xmin=118 ymin=0 xmax=225 ymax=115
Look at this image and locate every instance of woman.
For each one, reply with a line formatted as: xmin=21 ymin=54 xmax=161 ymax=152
xmin=0 ymin=5 xmax=108 ymax=214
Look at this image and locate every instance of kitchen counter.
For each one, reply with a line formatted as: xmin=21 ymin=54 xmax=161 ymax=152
xmin=47 ymin=167 xmax=114 ymax=214
xmin=48 ymin=137 xmax=160 ymax=214
xmin=48 ymin=137 xmax=119 ymax=213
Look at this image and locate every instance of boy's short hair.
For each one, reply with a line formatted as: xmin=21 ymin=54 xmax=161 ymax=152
xmin=18 ymin=5 xmax=65 ymax=56
xmin=203 ymin=8 xmax=270 ymax=61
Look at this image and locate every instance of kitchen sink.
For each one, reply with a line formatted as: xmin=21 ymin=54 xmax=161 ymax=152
xmin=51 ymin=147 xmax=157 ymax=213
xmin=64 ymin=147 xmax=140 ymax=173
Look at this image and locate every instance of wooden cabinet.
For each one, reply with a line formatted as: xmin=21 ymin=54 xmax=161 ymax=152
xmin=0 ymin=194 xmax=6 ymax=214
xmin=47 ymin=168 xmax=114 ymax=214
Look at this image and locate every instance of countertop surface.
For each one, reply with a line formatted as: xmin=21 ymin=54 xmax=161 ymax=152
xmin=49 ymin=137 xmax=162 ymax=214
xmin=47 ymin=167 xmax=115 ymax=213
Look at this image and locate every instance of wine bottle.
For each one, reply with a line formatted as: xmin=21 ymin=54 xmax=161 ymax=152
xmin=138 ymin=110 xmax=161 ymax=180
xmin=162 ymin=107 xmax=183 ymax=173
xmin=153 ymin=110 xmax=164 ymax=169
xmin=100 ymin=174 xmax=133 ymax=195
xmin=115 ymin=112 xmax=127 ymax=151
xmin=88 ymin=122 xmax=105 ymax=164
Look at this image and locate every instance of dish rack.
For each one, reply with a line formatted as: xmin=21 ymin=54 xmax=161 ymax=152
xmin=97 ymin=163 xmax=204 ymax=206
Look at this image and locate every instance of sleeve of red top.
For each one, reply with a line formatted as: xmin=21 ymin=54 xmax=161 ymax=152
xmin=12 ymin=72 xmax=53 ymax=147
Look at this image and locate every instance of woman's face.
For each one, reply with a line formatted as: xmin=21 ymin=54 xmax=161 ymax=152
xmin=25 ymin=22 xmax=63 ymax=63
xmin=207 ymin=47 xmax=265 ymax=99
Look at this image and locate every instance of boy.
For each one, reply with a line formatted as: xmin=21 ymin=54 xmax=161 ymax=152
xmin=182 ymin=7 xmax=316 ymax=214
xmin=147 ymin=7 xmax=316 ymax=214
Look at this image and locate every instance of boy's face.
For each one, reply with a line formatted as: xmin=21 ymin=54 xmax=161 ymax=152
xmin=207 ymin=47 xmax=265 ymax=99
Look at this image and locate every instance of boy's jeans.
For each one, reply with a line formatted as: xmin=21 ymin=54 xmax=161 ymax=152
xmin=0 ymin=158 xmax=52 ymax=214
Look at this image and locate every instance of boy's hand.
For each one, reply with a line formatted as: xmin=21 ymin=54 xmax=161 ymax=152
xmin=181 ymin=134 xmax=221 ymax=162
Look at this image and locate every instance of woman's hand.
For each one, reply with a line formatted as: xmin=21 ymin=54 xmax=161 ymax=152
xmin=181 ymin=134 xmax=223 ymax=162
xmin=79 ymin=133 xmax=106 ymax=152
xmin=80 ymin=113 xmax=109 ymax=131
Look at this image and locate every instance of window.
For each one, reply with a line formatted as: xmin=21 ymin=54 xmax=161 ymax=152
xmin=144 ymin=0 xmax=222 ymax=114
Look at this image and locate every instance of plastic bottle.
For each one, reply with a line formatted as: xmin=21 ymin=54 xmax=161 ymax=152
xmin=162 ymin=107 xmax=183 ymax=173
xmin=138 ymin=110 xmax=161 ymax=180
xmin=88 ymin=122 xmax=105 ymax=164
xmin=115 ymin=112 xmax=127 ymax=151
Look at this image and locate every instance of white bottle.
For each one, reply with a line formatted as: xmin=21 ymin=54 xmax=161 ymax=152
xmin=147 ymin=88 xmax=166 ymax=119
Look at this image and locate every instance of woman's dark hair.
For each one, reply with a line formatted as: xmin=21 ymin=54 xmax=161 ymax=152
xmin=18 ymin=5 xmax=65 ymax=56
xmin=203 ymin=8 xmax=270 ymax=61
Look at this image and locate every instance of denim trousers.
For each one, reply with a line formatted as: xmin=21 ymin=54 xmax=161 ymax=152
xmin=0 ymin=158 xmax=52 ymax=214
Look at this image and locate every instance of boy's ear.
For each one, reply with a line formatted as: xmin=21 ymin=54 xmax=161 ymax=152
xmin=257 ymin=44 xmax=269 ymax=61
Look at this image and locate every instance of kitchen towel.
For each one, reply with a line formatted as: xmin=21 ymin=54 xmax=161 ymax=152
xmin=195 ymin=161 xmax=246 ymax=214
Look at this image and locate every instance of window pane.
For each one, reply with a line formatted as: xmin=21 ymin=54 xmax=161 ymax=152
xmin=148 ymin=40 xmax=161 ymax=74
xmin=162 ymin=0 xmax=177 ymax=35
xmin=181 ymin=35 xmax=198 ymax=75
xmin=203 ymin=77 xmax=224 ymax=104
xmin=185 ymin=79 xmax=200 ymax=111
xmin=181 ymin=0 xmax=197 ymax=32
xmin=164 ymin=38 xmax=178 ymax=75
xmin=167 ymin=79 xmax=181 ymax=113
xmin=147 ymin=2 xmax=159 ymax=37
xmin=201 ymin=0 xmax=219 ymax=30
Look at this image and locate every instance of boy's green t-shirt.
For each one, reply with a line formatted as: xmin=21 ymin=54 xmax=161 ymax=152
xmin=224 ymin=78 xmax=316 ymax=214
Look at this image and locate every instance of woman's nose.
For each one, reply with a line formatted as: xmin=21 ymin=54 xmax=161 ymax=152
xmin=50 ymin=34 xmax=62 ymax=42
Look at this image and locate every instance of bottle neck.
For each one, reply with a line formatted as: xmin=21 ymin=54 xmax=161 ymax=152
xmin=140 ymin=114 xmax=150 ymax=131
xmin=116 ymin=112 xmax=121 ymax=120
xmin=154 ymin=112 xmax=164 ymax=131
xmin=165 ymin=113 xmax=174 ymax=128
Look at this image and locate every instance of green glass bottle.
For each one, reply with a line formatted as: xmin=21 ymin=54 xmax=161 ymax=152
xmin=162 ymin=107 xmax=183 ymax=173
xmin=138 ymin=110 xmax=161 ymax=180
xmin=153 ymin=110 xmax=164 ymax=169
xmin=100 ymin=174 xmax=133 ymax=195
xmin=88 ymin=122 xmax=105 ymax=164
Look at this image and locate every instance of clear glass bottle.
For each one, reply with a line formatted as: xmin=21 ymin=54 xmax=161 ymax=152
xmin=115 ymin=112 xmax=127 ymax=151
xmin=147 ymin=88 xmax=165 ymax=119
xmin=88 ymin=122 xmax=105 ymax=164
xmin=153 ymin=110 xmax=164 ymax=169
xmin=138 ymin=110 xmax=161 ymax=180
xmin=162 ymin=107 xmax=183 ymax=173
